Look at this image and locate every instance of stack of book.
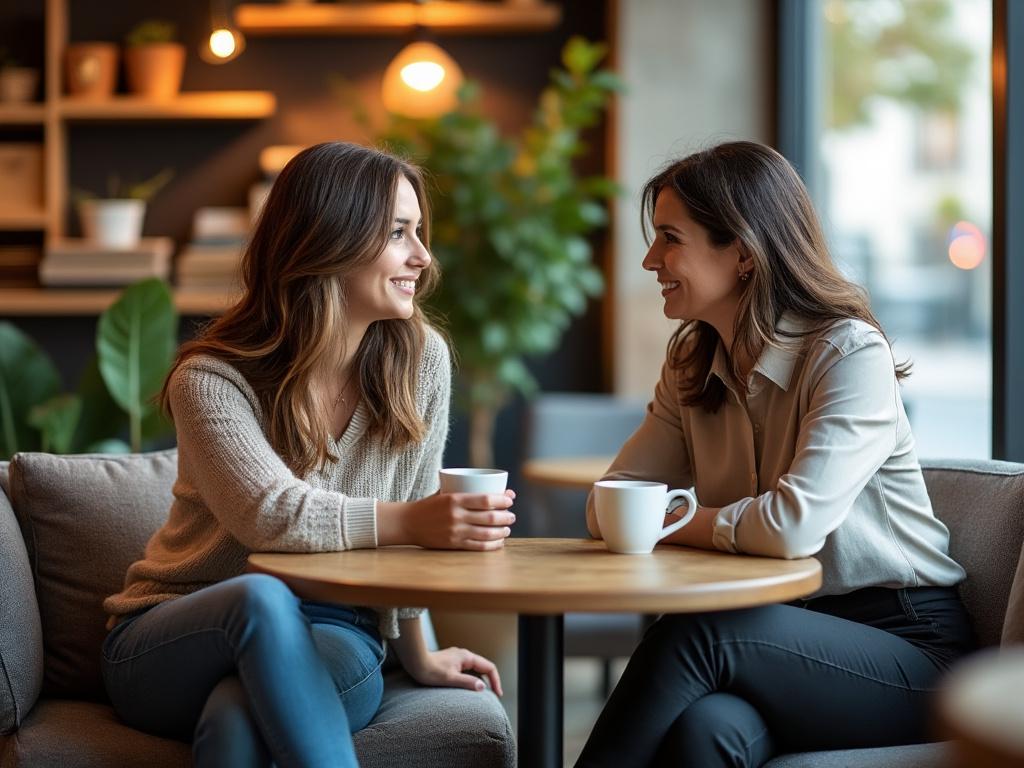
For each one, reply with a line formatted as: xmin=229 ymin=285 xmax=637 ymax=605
xmin=38 ymin=238 xmax=173 ymax=287
xmin=176 ymin=207 xmax=248 ymax=292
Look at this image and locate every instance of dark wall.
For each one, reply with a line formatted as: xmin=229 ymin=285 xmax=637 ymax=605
xmin=2 ymin=0 xmax=611 ymax=478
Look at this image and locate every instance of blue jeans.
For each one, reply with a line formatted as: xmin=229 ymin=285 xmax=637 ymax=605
xmin=101 ymin=573 xmax=386 ymax=768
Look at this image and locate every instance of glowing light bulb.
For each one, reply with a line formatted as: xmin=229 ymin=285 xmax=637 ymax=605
xmin=400 ymin=61 xmax=446 ymax=92
xmin=209 ymin=28 xmax=237 ymax=59
xmin=382 ymin=41 xmax=464 ymax=118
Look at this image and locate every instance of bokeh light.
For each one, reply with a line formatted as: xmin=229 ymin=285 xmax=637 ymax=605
xmin=209 ymin=28 xmax=237 ymax=59
xmin=947 ymin=220 xmax=986 ymax=270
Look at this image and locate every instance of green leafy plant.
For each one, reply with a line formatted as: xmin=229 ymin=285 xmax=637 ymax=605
xmin=97 ymin=278 xmax=177 ymax=450
xmin=364 ymin=37 xmax=620 ymax=465
xmin=125 ymin=20 xmax=177 ymax=47
xmin=826 ymin=0 xmax=973 ymax=130
xmin=0 ymin=278 xmax=178 ymax=459
xmin=73 ymin=168 xmax=175 ymax=202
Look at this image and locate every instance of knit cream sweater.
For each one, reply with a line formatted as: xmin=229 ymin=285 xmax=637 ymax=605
xmin=104 ymin=327 xmax=451 ymax=639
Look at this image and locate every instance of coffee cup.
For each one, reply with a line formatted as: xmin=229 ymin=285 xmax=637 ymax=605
xmin=439 ymin=468 xmax=508 ymax=494
xmin=593 ymin=480 xmax=698 ymax=554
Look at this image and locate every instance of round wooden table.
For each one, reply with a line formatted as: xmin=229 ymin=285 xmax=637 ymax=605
xmin=249 ymin=538 xmax=822 ymax=768
xmin=939 ymin=647 xmax=1024 ymax=767
xmin=520 ymin=456 xmax=614 ymax=491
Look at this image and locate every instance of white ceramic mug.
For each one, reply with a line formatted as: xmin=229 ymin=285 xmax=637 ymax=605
xmin=439 ymin=468 xmax=508 ymax=494
xmin=593 ymin=480 xmax=698 ymax=554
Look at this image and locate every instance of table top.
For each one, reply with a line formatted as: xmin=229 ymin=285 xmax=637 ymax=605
xmin=939 ymin=647 xmax=1024 ymax=766
xmin=520 ymin=456 xmax=614 ymax=491
xmin=248 ymin=538 xmax=822 ymax=614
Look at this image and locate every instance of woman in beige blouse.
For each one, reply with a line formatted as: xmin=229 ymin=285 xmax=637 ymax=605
xmin=576 ymin=141 xmax=973 ymax=767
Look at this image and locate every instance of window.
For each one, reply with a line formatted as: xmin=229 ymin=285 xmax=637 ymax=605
xmin=810 ymin=0 xmax=993 ymax=459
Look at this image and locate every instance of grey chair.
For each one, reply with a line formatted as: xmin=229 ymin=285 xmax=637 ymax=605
xmin=765 ymin=458 xmax=1024 ymax=767
xmin=522 ymin=392 xmax=649 ymax=696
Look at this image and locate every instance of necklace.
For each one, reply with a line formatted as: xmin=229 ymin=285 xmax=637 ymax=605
xmin=332 ymin=368 xmax=357 ymax=410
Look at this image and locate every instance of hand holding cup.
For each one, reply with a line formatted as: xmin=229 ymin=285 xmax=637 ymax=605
xmin=410 ymin=468 xmax=515 ymax=551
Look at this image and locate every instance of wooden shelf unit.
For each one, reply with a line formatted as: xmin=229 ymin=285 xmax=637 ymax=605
xmin=0 ymin=0 xmax=276 ymax=284
xmin=235 ymin=1 xmax=562 ymax=35
xmin=58 ymin=92 xmax=276 ymax=121
xmin=0 ymin=287 xmax=238 ymax=316
xmin=0 ymin=210 xmax=49 ymax=230
xmin=0 ymin=104 xmax=47 ymax=124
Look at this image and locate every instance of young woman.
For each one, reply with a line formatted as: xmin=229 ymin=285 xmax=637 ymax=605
xmin=576 ymin=141 xmax=974 ymax=767
xmin=101 ymin=142 xmax=516 ymax=768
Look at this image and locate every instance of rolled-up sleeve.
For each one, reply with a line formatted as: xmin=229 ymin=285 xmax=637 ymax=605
xmin=586 ymin=360 xmax=694 ymax=538
xmin=712 ymin=333 xmax=899 ymax=559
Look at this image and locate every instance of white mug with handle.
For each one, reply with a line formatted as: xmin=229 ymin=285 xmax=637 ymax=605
xmin=593 ymin=480 xmax=698 ymax=554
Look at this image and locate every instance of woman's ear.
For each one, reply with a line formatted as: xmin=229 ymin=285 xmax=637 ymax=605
xmin=734 ymin=243 xmax=754 ymax=281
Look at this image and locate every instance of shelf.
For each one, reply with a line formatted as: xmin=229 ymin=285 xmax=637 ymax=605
xmin=0 ymin=210 xmax=48 ymax=230
xmin=0 ymin=104 xmax=47 ymax=125
xmin=58 ymin=92 xmax=277 ymax=121
xmin=235 ymin=1 xmax=562 ymax=35
xmin=0 ymin=287 xmax=239 ymax=316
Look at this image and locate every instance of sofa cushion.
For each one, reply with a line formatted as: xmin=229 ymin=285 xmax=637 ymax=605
xmin=354 ymin=670 xmax=515 ymax=768
xmin=0 ymin=670 xmax=513 ymax=768
xmin=763 ymin=742 xmax=949 ymax=767
xmin=0 ymin=699 xmax=189 ymax=768
xmin=0 ymin=463 xmax=44 ymax=735
xmin=8 ymin=451 xmax=177 ymax=701
xmin=922 ymin=459 xmax=1024 ymax=647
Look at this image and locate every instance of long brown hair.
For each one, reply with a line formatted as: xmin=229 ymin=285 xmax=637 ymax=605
xmin=642 ymin=141 xmax=908 ymax=412
xmin=161 ymin=142 xmax=440 ymax=476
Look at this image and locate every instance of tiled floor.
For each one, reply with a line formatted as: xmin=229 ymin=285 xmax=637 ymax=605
xmin=498 ymin=657 xmax=627 ymax=766
xmin=562 ymin=658 xmax=627 ymax=765
xmin=502 ymin=658 xmax=628 ymax=766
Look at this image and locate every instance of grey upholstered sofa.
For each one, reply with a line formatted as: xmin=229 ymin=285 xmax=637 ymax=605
xmin=764 ymin=458 xmax=1024 ymax=768
xmin=0 ymin=450 xmax=515 ymax=768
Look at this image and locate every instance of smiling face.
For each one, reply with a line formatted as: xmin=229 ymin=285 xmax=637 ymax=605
xmin=642 ymin=188 xmax=746 ymax=330
xmin=346 ymin=175 xmax=431 ymax=327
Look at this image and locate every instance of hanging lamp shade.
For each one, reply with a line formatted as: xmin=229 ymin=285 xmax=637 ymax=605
xmin=381 ymin=41 xmax=464 ymax=118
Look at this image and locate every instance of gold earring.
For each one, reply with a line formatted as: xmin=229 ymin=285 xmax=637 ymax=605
xmin=739 ymin=270 xmax=751 ymax=282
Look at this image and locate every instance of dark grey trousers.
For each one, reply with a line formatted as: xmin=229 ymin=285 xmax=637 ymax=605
xmin=575 ymin=586 xmax=974 ymax=768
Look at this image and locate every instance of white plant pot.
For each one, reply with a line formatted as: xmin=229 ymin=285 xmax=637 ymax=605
xmin=78 ymin=199 xmax=146 ymax=249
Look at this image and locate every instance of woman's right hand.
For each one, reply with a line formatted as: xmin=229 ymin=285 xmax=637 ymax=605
xmin=377 ymin=490 xmax=516 ymax=550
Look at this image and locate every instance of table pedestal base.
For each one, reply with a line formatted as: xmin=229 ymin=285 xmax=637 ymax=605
xmin=518 ymin=614 xmax=564 ymax=768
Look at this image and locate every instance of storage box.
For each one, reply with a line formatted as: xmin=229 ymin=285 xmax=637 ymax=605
xmin=0 ymin=143 xmax=44 ymax=211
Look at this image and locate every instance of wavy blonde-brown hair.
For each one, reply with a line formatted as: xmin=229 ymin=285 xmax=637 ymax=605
xmin=161 ymin=142 xmax=440 ymax=476
xmin=642 ymin=141 xmax=909 ymax=413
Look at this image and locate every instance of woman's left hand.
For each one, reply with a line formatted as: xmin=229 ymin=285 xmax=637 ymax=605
xmin=406 ymin=646 xmax=503 ymax=696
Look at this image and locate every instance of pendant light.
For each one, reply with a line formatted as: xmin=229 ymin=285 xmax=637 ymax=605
xmin=381 ymin=2 xmax=464 ymax=118
xmin=201 ymin=0 xmax=245 ymax=64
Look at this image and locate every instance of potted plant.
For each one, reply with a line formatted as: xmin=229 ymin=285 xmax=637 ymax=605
xmin=124 ymin=20 xmax=185 ymax=99
xmin=76 ymin=169 xmax=174 ymax=249
xmin=0 ymin=278 xmax=178 ymax=459
xmin=371 ymin=37 xmax=620 ymax=467
xmin=65 ymin=41 xmax=117 ymax=99
xmin=0 ymin=48 xmax=40 ymax=104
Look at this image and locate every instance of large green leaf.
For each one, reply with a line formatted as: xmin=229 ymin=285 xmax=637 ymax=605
xmin=0 ymin=322 xmax=61 ymax=459
xmin=28 ymin=394 xmax=82 ymax=454
xmin=96 ymin=279 xmax=177 ymax=452
xmin=72 ymin=355 xmax=128 ymax=452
